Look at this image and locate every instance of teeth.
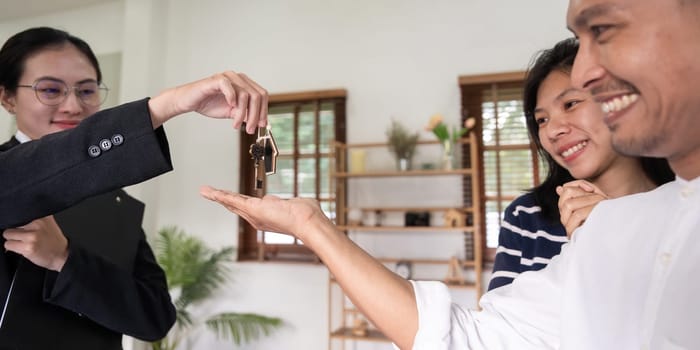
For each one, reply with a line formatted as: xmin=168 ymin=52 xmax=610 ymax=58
xmin=561 ymin=141 xmax=588 ymax=158
xmin=601 ymin=93 xmax=639 ymax=113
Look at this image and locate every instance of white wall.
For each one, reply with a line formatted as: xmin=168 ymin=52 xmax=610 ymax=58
xmin=1 ymin=1 xmax=570 ymax=349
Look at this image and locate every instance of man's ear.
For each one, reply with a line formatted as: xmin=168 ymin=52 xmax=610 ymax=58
xmin=0 ymin=87 xmax=17 ymax=114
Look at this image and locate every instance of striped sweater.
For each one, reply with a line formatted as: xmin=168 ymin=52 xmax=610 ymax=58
xmin=488 ymin=192 xmax=569 ymax=291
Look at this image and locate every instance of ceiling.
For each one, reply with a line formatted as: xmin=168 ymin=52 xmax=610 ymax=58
xmin=0 ymin=0 xmax=113 ymax=21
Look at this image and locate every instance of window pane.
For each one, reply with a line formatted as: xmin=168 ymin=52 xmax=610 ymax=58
xmin=299 ymin=105 xmax=317 ymax=154
xmin=267 ymin=157 xmax=294 ymax=196
xmin=319 ymin=103 xmax=336 ymax=153
xmin=538 ymin=154 xmax=548 ymax=185
xmin=485 ymin=200 xmax=514 ymax=248
xmin=499 ymin=149 xmax=534 ymax=194
xmin=319 ymin=156 xmax=332 ymax=198
xmin=263 ymin=231 xmax=295 ymax=244
xmin=298 ymin=158 xmax=317 ymax=197
xmin=496 ymin=99 xmax=529 ymax=145
xmin=483 ymin=150 xmax=498 ymax=197
xmin=481 ymin=91 xmax=528 ymax=147
xmin=485 ymin=200 xmax=502 ymax=248
xmin=482 ymin=101 xmax=497 ymax=146
xmin=269 ymin=107 xmax=294 ymax=154
xmin=320 ymin=201 xmax=335 ymax=222
xmin=483 ymin=149 xmax=534 ymax=197
xmin=478 ymin=85 xmax=534 ymax=250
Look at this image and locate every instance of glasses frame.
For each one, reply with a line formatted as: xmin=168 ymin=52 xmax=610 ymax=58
xmin=16 ymin=78 xmax=109 ymax=107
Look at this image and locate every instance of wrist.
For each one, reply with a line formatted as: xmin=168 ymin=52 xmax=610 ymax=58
xmin=148 ymin=87 xmax=178 ymax=128
xmin=298 ymin=212 xmax=340 ymax=249
xmin=50 ymin=237 xmax=70 ymax=272
xmin=51 ymin=249 xmax=69 ymax=272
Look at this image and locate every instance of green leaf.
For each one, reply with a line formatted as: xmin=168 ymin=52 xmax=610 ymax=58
xmin=431 ymin=123 xmax=449 ymax=141
xmin=205 ymin=313 xmax=283 ymax=345
xmin=150 ymin=226 xmax=282 ymax=350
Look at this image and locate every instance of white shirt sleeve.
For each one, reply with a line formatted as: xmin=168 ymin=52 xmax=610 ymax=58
xmin=404 ymin=243 xmax=574 ymax=350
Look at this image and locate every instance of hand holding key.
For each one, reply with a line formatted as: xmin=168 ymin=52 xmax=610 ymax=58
xmin=249 ymin=125 xmax=279 ymax=195
xmin=148 ymin=71 xmax=268 ymax=134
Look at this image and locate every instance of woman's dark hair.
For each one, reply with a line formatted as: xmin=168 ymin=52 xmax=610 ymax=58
xmin=0 ymin=27 xmax=101 ymax=93
xmin=523 ymin=37 xmax=675 ymax=222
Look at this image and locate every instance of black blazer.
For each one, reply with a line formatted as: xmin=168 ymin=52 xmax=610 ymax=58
xmin=0 ymin=99 xmax=176 ymax=349
xmin=0 ymin=99 xmax=173 ymax=230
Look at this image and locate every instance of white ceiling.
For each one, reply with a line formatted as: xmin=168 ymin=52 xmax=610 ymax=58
xmin=0 ymin=0 xmax=113 ymax=21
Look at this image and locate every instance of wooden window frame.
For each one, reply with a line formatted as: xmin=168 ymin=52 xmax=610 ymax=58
xmin=459 ymin=72 xmax=543 ymax=262
xmin=237 ymin=89 xmax=347 ymax=262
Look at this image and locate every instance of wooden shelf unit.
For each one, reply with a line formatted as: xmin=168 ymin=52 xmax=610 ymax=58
xmin=328 ymin=133 xmax=484 ymax=349
xmin=330 ymin=327 xmax=389 ymax=342
xmin=337 ymin=225 xmax=474 ymax=232
xmin=335 ymin=168 xmax=473 ymax=177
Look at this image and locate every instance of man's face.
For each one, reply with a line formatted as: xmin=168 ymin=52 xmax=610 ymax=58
xmin=567 ymin=0 xmax=700 ymax=178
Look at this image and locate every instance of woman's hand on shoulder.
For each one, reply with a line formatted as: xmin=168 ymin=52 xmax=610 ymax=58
xmin=556 ymin=180 xmax=608 ymax=239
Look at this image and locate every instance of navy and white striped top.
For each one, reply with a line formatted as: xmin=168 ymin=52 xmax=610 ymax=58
xmin=488 ymin=192 xmax=569 ymax=291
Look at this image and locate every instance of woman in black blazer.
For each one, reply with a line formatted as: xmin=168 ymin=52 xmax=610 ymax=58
xmin=0 ymin=27 xmax=268 ymax=349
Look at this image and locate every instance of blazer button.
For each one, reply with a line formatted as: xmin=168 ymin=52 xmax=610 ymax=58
xmin=99 ymin=139 xmax=112 ymax=151
xmin=111 ymin=134 xmax=124 ymax=146
xmin=88 ymin=145 xmax=101 ymax=158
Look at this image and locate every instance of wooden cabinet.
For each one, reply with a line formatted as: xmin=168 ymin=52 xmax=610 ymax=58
xmin=328 ymin=133 xmax=484 ymax=349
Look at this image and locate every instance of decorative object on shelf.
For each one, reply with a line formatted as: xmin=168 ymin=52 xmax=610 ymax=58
xmin=351 ymin=318 xmax=369 ymax=337
xmin=443 ymin=208 xmax=466 ymax=227
xmin=374 ymin=210 xmax=383 ymax=226
xmin=444 ymin=256 xmax=467 ymax=285
xmin=394 ymin=260 xmax=413 ymax=279
xmin=347 ymin=207 xmax=363 ymax=225
xmin=386 ymin=119 xmax=419 ymax=171
xmin=362 ymin=210 xmax=377 ymax=226
xmin=405 ymin=211 xmax=430 ymax=226
xmin=439 ymin=139 xmax=456 ymax=170
xmin=425 ymin=114 xmax=476 ymax=170
xmin=350 ymin=149 xmax=367 ymax=173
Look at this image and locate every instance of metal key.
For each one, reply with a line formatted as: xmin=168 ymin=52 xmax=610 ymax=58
xmin=249 ymin=125 xmax=279 ymax=194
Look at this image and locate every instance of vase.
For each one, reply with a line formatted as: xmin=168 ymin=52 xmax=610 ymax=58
xmin=440 ymin=140 xmax=455 ymax=170
xmin=396 ymin=157 xmax=411 ymax=171
xmin=350 ymin=150 xmax=367 ymax=173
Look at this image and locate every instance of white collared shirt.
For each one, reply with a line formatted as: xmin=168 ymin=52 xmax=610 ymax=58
xmin=410 ymin=176 xmax=700 ymax=350
xmin=14 ymin=130 xmax=30 ymax=144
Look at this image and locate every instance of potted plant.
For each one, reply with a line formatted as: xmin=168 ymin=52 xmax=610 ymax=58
xmin=424 ymin=114 xmax=476 ymax=170
xmin=150 ymin=226 xmax=282 ymax=350
xmin=386 ymin=119 xmax=419 ymax=170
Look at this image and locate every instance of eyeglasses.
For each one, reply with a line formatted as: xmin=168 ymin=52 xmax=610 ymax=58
xmin=16 ymin=78 xmax=109 ymax=107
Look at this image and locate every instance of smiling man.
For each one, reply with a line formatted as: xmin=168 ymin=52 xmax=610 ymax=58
xmin=560 ymin=0 xmax=700 ymax=347
xmin=198 ymin=1 xmax=700 ymax=349
xmin=568 ymin=0 xmax=700 ymax=178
